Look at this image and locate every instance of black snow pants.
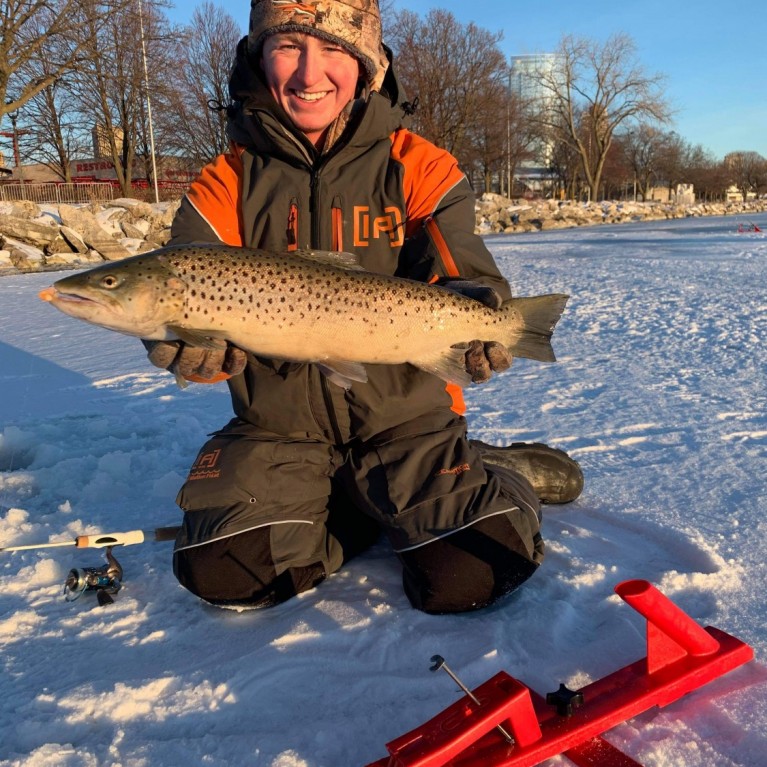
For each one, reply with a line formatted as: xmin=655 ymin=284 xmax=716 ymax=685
xmin=172 ymin=411 xmax=544 ymax=614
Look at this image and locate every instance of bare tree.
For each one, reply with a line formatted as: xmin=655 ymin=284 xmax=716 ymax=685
xmin=725 ymin=151 xmax=767 ymax=201
xmin=653 ymin=131 xmax=691 ymax=200
xmin=387 ymin=9 xmax=509 ymax=173
xmin=598 ymin=137 xmax=632 ymax=199
xmin=531 ymin=33 xmax=670 ymax=202
xmin=13 ymin=76 xmax=89 ymax=181
xmin=60 ymin=0 xmax=175 ymax=196
xmin=162 ymin=3 xmax=243 ymax=167
xmin=685 ymin=147 xmax=729 ymax=202
xmin=619 ymin=123 xmax=669 ymax=200
xmin=13 ymin=26 xmax=94 ymax=181
xmin=0 ymin=0 xmax=130 ymax=129
xmin=548 ymin=137 xmax=582 ymax=200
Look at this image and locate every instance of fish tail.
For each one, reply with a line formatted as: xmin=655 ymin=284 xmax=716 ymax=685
xmin=504 ymin=294 xmax=569 ymax=362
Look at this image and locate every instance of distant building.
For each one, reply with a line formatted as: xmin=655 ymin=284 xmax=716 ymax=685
xmin=509 ymin=53 xmax=563 ymax=189
xmin=0 ymin=155 xmax=199 ymax=188
xmin=92 ymin=124 xmax=124 ymax=159
xmin=509 ymin=53 xmax=561 ymax=107
xmin=725 ymin=185 xmax=756 ymax=202
xmin=646 ymin=183 xmax=696 ymax=204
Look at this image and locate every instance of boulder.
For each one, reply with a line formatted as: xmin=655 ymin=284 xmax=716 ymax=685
xmin=0 ymin=214 xmax=59 ymax=246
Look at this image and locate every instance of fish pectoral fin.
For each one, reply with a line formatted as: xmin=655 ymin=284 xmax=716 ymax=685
xmin=412 ymin=347 xmax=473 ymax=387
xmin=315 ymin=360 xmax=368 ymax=389
xmin=167 ymin=326 xmax=229 ymax=350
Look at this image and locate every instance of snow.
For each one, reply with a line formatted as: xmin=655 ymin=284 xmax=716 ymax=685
xmin=1 ymin=214 xmax=766 ymax=766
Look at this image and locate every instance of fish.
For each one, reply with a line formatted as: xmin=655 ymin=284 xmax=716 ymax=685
xmin=38 ymin=245 xmax=569 ymax=388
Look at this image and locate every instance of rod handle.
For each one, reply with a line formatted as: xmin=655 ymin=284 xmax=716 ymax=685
xmin=75 ymin=530 xmax=146 ymax=548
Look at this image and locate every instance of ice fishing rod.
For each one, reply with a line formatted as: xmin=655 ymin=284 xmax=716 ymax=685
xmin=1 ymin=526 xmax=180 ymax=605
xmin=0 ymin=525 xmax=180 ymax=553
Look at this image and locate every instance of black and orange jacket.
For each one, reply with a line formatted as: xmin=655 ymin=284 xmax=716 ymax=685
xmin=170 ymin=42 xmax=512 ymax=445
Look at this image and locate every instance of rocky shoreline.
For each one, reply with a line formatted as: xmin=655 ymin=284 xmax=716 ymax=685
xmin=475 ymin=193 xmax=767 ymax=234
xmin=0 ymin=198 xmax=180 ymax=274
xmin=2 ymin=194 xmax=766 ymax=274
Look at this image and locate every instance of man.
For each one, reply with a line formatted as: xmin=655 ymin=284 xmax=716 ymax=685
xmin=147 ymin=0 xmax=582 ymax=613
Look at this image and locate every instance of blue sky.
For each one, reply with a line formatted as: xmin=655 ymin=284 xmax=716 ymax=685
xmin=165 ymin=0 xmax=767 ymax=159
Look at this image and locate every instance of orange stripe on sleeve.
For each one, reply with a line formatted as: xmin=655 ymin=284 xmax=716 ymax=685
xmin=186 ymin=147 xmax=245 ymax=246
xmin=425 ymin=216 xmax=459 ymax=277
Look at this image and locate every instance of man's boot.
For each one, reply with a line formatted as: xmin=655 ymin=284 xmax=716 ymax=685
xmin=472 ymin=440 xmax=584 ymax=505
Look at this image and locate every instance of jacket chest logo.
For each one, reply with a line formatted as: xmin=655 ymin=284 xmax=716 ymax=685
xmin=353 ymin=205 xmax=404 ymax=248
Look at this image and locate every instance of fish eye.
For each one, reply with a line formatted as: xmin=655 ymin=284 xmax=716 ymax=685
xmin=100 ymin=274 xmax=121 ymax=289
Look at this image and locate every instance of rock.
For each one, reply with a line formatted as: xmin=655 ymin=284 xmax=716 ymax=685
xmin=8 ymin=200 xmax=42 ymax=219
xmin=81 ymin=228 xmax=132 ymax=261
xmin=45 ymin=251 xmax=91 ymax=267
xmin=96 ymin=207 xmax=127 ymax=236
xmin=57 ymin=202 xmax=132 ymax=260
xmin=120 ymin=237 xmax=155 ymax=255
xmin=145 ymin=228 xmax=172 ymax=247
xmin=58 ymin=203 xmax=99 ymax=231
xmin=44 ymin=235 xmax=79 ymax=255
xmin=109 ymin=198 xmax=155 ymax=219
xmin=0 ymin=214 xmax=59 ymax=246
xmin=59 ymin=226 xmax=89 ymax=254
xmin=9 ymin=241 xmax=45 ymax=270
xmin=120 ymin=220 xmax=148 ymax=240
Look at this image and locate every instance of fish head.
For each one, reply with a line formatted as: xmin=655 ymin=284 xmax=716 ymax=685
xmin=38 ymin=254 xmax=187 ymax=340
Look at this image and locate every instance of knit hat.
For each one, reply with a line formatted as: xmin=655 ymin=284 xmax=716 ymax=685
xmin=248 ymin=0 xmax=389 ymax=88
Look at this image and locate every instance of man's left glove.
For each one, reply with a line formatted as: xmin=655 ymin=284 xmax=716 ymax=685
xmin=441 ymin=279 xmax=513 ymax=384
xmin=145 ymin=340 xmax=247 ymax=381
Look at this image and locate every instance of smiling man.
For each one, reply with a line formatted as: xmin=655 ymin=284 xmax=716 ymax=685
xmin=145 ymin=0 xmax=583 ymax=615
xmin=261 ymin=32 xmax=364 ymax=147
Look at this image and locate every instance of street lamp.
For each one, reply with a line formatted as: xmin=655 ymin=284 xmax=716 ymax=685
xmin=137 ymin=0 xmax=160 ymax=204
xmin=1 ymin=101 xmax=24 ymax=182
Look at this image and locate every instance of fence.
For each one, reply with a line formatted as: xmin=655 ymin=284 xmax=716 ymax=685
xmin=0 ymin=182 xmax=115 ymax=204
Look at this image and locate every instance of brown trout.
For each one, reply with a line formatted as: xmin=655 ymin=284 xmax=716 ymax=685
xmin=39 ymin=245 xmax=569 ymax=387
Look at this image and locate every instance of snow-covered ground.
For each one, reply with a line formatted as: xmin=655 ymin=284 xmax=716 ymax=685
xmin=1 ymin=213 xmax=765 ymax=767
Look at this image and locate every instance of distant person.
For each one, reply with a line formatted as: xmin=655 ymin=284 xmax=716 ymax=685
xmin=145 ymin=0 xmax=583 ymax=613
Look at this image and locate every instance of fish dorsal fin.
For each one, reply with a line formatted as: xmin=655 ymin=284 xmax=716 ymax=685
xmin=167 ymin=326 xmax=229 ymax=350
xmin=290 ymin=249 xmax=365 ymax=271
xmin=315 ymin=360 xmax=368 ymax=389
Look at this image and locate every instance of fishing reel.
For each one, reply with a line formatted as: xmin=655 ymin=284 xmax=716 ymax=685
xmin=63 ymin=546 xmax=123 ymax=606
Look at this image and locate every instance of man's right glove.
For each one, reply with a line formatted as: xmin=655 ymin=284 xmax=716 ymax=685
xmin=145 ymin=340 xmax=247 ymax=383
xmin=440 ymin=279 xmax=513 ymax=383
xmin=464 ymin=340 xmax=512 ymax=383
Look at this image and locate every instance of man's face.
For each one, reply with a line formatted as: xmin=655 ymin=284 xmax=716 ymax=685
xmin=261 ymin=32 xmax=362 ymax=146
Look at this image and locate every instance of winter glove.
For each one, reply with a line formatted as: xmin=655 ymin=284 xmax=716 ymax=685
xmin=440 ymin=279 xmax=504 ymax=309
xmin=144 ymin=340 xmax=247 ymax=383
xmin=441 ymin=279 xmax=513 ymax=384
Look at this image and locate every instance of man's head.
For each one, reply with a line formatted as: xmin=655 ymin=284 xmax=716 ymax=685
xmin=248 ymin=0 xmax=388 ymax=87
xmin=249 ymin=1 xmax=389 ymax=147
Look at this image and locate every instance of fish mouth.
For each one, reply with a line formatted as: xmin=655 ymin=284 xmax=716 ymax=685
xmin=39 ymin=287 xmax=103 ymax=306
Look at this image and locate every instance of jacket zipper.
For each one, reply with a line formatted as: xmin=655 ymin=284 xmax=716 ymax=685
xmin=308 ymin=166 xmax=346 ymax=445
xmin=331 ymin=195 xmax=344 ymax=252
xmin=310 ymin=172 xmax=322 ymax=250
xmin=286 ymin=199 xmax=299 ymax=251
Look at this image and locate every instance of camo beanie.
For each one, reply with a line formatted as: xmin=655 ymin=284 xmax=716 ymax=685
xmin=248 ymin=0 xmax=389 ymax=91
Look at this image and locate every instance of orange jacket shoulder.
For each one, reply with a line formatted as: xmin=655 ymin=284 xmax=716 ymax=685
xmin=389 ymin=130 xmax=466 ymax=237
xmin=186 ymin=146 xmax=245 ymax=246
